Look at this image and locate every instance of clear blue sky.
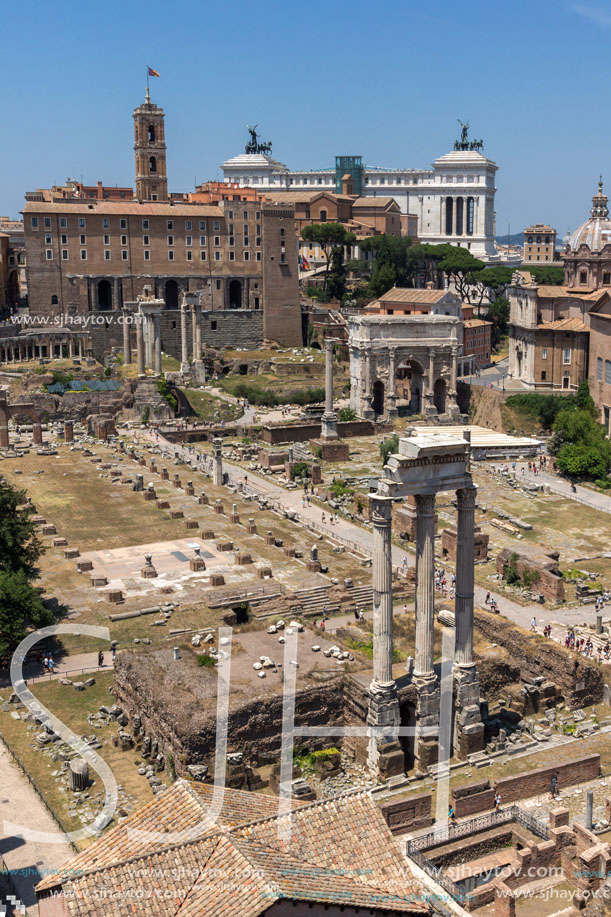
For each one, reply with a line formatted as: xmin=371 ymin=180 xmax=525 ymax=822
xmin=4 ymin=0 xmax=611 ymax=237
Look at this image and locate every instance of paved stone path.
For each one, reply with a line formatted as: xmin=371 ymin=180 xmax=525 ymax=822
xmin=145 ymin=431 xmax=607 ymax=638
xmin=0 ymin=737 xmax=74 ymax=915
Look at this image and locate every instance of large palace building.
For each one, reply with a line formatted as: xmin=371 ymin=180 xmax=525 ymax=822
xmin=21 ymin=92 xmax=302 ymax=351
xmin=221 ymin=125 xmax=499 ymax=261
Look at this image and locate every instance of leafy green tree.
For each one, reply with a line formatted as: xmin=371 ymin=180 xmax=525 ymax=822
xmin=327 ymin=245 xmax=347 ymax=300
xmin=522 ymin=265 xmax=564 ymax=285
xmin=437 ymin=247 xmax=485 ymax=302
xmin=548 ymin=390 xmax=611 ymax=478
xmin=483 ymin=297 xmax=510 ymax=347
xmin=380 ymin=434 xmax=399 ymax=465
xmin=0 ymin=480 xmax=44 ymax=578
xmin=301 ymin=224 xmax=355 ymax=289
xmin=469 ymin=267 xmax=514 ymax=311
xmin=369 ymin=262 xmax=396 ymax=298
xmin=0 ymin=569 xmax=53 ymax=659
xmin=576 ymin=380 xmax=597 ymax=416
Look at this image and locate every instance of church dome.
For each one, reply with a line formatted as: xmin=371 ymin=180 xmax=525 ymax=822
xmin=567 ymin=180 xmax=611 ymax=252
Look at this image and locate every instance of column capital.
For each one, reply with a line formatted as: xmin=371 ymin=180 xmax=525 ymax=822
xmin=415 ymin=492 xmax=436 ymax=515
xmin=370 ymin=493 xmax=393 ymax=526
xmin=457 ymin=485 xmax=477 ymax=509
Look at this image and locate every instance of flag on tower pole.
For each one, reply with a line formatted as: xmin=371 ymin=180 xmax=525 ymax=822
xmin=148 ymin=66 xmax=160 ymax=77
xmin=146 ymin=66 xmax=160 ymax=98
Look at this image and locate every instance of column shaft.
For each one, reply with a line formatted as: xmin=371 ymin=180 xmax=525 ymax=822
xmin=325 ymin=339 xmax=334 ymax=414
xmin=455 ymin=486 xmax=476 ymax=667
xmin=414 ymin=493 xmax=436 ymax=678
xmin=154 ymin=314 xmax=162 ymax=376
xmin=123 ymin=312 xmax=132 ymax=364
xmin=136 ymin=313 xmax=145 ymax=376
xmin=371 ymin=495 xmax=394 ymax=685
xmin=181 ymin=304 xmax=189 ymax=368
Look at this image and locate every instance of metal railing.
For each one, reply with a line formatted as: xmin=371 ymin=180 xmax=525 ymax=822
xmin=406 ymin=805 xmax=548 ymax=855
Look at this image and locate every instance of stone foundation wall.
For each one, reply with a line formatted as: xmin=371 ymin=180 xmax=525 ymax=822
xmin=474 ymin=609 xmax=603 ymax=707
xmin=260 ymin=419 xmax=375 ymax=445
xmin=452 ymin=755 xmax=600 ymax=817
xmin=496 ymin=548 xmax=565 ymax=603
xmin=379 ymin=792 xmax=432 ymax=834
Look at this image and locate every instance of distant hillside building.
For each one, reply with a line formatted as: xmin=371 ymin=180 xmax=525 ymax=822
xmin=509 ymin=182 xmax=611 ymax=403
xmin=21 ymin=90 xmax=302 ymax=353
xmin=523 ymin=224 xmax=557 ymax=263
xmin=221 ymin=124 xmax=499 ymax=260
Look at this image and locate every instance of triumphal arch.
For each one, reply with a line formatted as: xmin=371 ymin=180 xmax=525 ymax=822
xmin=348 ymin=313 xmax=462 ymax=419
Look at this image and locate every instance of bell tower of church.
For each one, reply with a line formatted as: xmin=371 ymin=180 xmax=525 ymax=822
xmin=133 ymin=89 xmax=168 ymax=202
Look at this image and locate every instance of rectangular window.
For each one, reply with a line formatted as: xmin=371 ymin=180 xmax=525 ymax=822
xmin=228 ymin=210 xmax=234 ymax=219
xmin=185 ymin=220 xmax=192 ymax=230
xmin=168 ymin=235 xmax=174 ymax=246
xmin=61 ymin=234 xmax=67 ymax=245
xmin=211 ymin=320 xmax=217 ymax=330
xmin=79 ymin=234 xmax=86 ymax=245
xmin=103 ymin=234 xmax=110 ymax=245
xmin=598 ymin=357 xmax=603 ymax=381
xmin=563 ymin=348 xmax=571 ymax=364
xmin=229 ymin=236 xmax=235 ymax=247
xmin=46 ymin=249 xmax=53 ymax=260
xmin=606 ymin=360 xmax=611 ymax=384
xmin=186 ymin=235 xmax=192 ymax=246
xmin=122 ymin=250 xmax=128 ymax=261
xmin=199 ymin=221 xmax=206 ymax=231
xmin=256 ymin=223 xmax=261 ymax=233
xmin=244 ymin=251 xmax=250 ymax=261
xmin=121 ymin=235 xmax=127 ymax=245
xmin=280 ymin=253 xmax=286 ymax=263
xmin=243 ymin=223 xmax=248 ymax=233
xmin=256 ymin=237 xmax=261 ymax=247
xmin=45 ymin=234 xmax=52 ymax=244
xmin=167 ymin=220 xmax=173 ymax=230
xmin=80 ymin=250 xmax=87 ymax=261
xmin=44 ymin=217 xmax=52 ymax=228
xmin=59 ymin=217 xmax=67 ymax=229
xmin=31 ymin=216 xmax=38 ymax=229
xmin=102 ymin=218 xmax=110 ymax=229
xmin=61 ymin=249 xmax=68 ymax=260
xmin=216 ymin=279 xmax=221 ymax=290
xmin=255 ymin=211 xmax=260 ymax=220
xmin=541 ymin=371 xmax=546 ymax=381
xmin=200 ymin=235 xmax=206 ymax=246
xmin=229 ymin=251 xmax=235 ymax=261
xmin=168 ymin=251 xmax=174 ymax=261
xmin=120 ymin=218 xmax=127 ymax=229
xmin=541 ymin=348 xmax=547 ymax=360
xmin=104 ymin=250 xmax=111 ymax=261
xmin=78 ymin=218 xmax=86 ymax=228
xmin=144 ymin=250 xmax=150 ymax=261
xmin=228 ymin=223 xmax=234 ymax=234
xmin=256 ymin=251 xmax=261 ymax=261
xmin=280 ymin=227 xmax=285 ymax=237
xmin=214 ymin=236 xmax=220 ymax=246
xmin=142 ymin=219 xmax=149 ymax=230
xmin=213 ymin=220 xmax=220 ymax=232
xmin=187 ymin=251 xmax=192 ymax=261
xmin=214 ymin=251 xmax=221 ymax=261
xmin=243 ymin=211 xmax=248 ymax=220
xmin=200 ymin=250 xmax=207 ymax=261
xmin=143 ymin=234 xmax=149 ymax=245
xmin=243 ymin=237 xmax=249 ymax=247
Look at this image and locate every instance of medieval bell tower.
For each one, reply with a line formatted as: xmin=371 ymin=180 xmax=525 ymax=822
xmin=133 ymin=89 xmax=168 ymax=202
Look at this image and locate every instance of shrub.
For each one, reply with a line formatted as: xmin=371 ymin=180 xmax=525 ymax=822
xmin=503 ymin=553 xmax=520 ymax=585
xmin=338 ymin=407 xmax=356 ymax=422
xmin=380 ymin=434 xmax=399 ymax=465
xmin=141 ymin=406 xmax=150 ymax=424
xmin=290 ymin=461 xmax=310 ymax=480
xmin=197 ymin=653 xmax=216 ymax=668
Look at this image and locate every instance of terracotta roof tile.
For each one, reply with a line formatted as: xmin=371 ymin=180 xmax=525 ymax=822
xmin=377 ymin=287 xmax=448 ymax=304
xmin=538 ymin=317 xmax=589 ymax=332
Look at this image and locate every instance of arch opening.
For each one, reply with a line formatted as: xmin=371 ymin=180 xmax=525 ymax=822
xmin=372 ymin=379 xmax=385 ymax=416
xmin=97 ymin=279 xmax=112 ymax=311
xmin=164 ymin=279 xmax=178 ymax=310
xmin=434 ymin=378 xmax=447 ymax=414
xmin=229 ymin=279 xmax=242 ymax=309
xmin=397 ymin=359 xmax=424 ymax=413
xmin=149 ymin=156 xmax=157 ymax=173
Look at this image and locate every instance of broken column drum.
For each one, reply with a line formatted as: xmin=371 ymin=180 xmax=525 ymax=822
xmin=213 ymin=438 xmax=223 ymax=486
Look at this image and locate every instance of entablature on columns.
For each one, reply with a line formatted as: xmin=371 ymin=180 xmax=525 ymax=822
xmin=376 ymin=433 xmax=473 ymax=497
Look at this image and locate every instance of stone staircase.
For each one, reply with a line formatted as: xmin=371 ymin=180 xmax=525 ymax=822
xmin=292 ymin=585 xmax=339 ymax=617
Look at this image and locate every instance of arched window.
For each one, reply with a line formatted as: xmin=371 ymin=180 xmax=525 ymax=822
xmin=149 ymin=156 xmax=157 ymax=173
xmin=148 ymin=124 xmax=156 ymax=143
xmin=319 ymin=210 xmax=327 ymax=222
xmin=51 ymin=294 xmax=59 ymax=305
xmin=98 ymin=279 xmax=112 ymax=311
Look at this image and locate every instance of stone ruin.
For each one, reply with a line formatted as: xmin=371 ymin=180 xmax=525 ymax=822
xmin=496 ymin=546 xmax=565 ymax=602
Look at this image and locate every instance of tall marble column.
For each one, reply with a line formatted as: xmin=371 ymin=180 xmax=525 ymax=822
xmin=78 ymin=336 xmax=84 ymax=359
xmin=136 ymin=312 xmax=145 ymax=377
xmin=453 ymin=483 xmax=485 ymax=757
xmin=180 ymin=299 xmax=189 ymax=372
xmin=387 ymin=347 xmax=398 ymax=420
xmin=32 ymin=421 xmax=43 ymax=446
xmin=362 ymin=350 xmax=374 ymax=419
xmin=321 ymin=338 xmax=338 ymax=440
xmin=367 ymin=495 xmax=404 ymax=779
xmin=213 ymin=437 xmax=223 ymax=486
xmin=123 ymin=311 xmax=132 ymax=365
xmin=414 ymin=493 xmax=436 ymax=679
xmin=192 ymin=302 xmax=203 ymax=380
xmin=153 ymin=314 xmax=162 ymax=376
xmin=0 ymin=404 xmax=9 ymax=449
xmin=455 ymin=486 xmax=476 ymax=668
xmin=144 ymin=316 xmax=153 ymax=370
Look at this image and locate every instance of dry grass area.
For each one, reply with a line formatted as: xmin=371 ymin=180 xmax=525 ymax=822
xmin=0 ymin=673 xmax=163 ymax=850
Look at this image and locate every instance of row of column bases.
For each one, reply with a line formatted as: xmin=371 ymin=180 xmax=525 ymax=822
xmin=368 ymin=487 xmax=484 ymax=777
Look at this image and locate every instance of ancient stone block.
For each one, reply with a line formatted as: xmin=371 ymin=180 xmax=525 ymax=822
xmin=41 ymin=524 xmax=56 ymax=536
xmin=108 ymin=590 xmax=123 ymax=603
xmin=234 ymin=553 xmax=252 ymax=565
xmin=265 ymin=531 xmax=275 ymax=545
xmin=210 ymin=573 xmax=225 ymax=586
xmin=257 ymin=566 xmax=272 ymax=578
xmin=90 ymin=575 xmax=108 ymax=587
xmin=201 ymin=529 xmax=215 ymax=540
xmin=53 ymin=537 xmax=68 ymax=547
xmin=77 ymin=560 xmax=93 ymax=573
xmin=214 ymin=500 xmax=224 ymax=515
xmin=170 ymin=510 xmax=184 ymax=519
xmin=246 ymin=519 xmax=257 ymax=534
xmin=65 ymin=547 xmax=80 ymax=559
xmin=185 ymin=520 xmax=199 ymax=530
xmin=156 ymin=500 xmax=170 ymax=509
xmin=284 ymin=546 xmax=295 ymax=558
xmin=216 ymin=541 xmax=233 ymax=552
xmin=198 ymin=492 xmax=209 ymax=505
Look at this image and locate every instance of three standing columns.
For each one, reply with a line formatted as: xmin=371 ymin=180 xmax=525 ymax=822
xmin=367 ymin=495 xmax=405 ymax=779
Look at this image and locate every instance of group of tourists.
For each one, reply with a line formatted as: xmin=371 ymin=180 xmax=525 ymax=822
xmin=435 ymin=568 xmax=456 ymax=598
xmin=565 ymin=630 xmax=611 ymax=661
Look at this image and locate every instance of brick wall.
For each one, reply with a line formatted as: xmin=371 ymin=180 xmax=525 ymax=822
xmin=379 ymin=792 xmax=432 ymax=834
xmin=260 ymin=419 xmax=375 ymax=445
